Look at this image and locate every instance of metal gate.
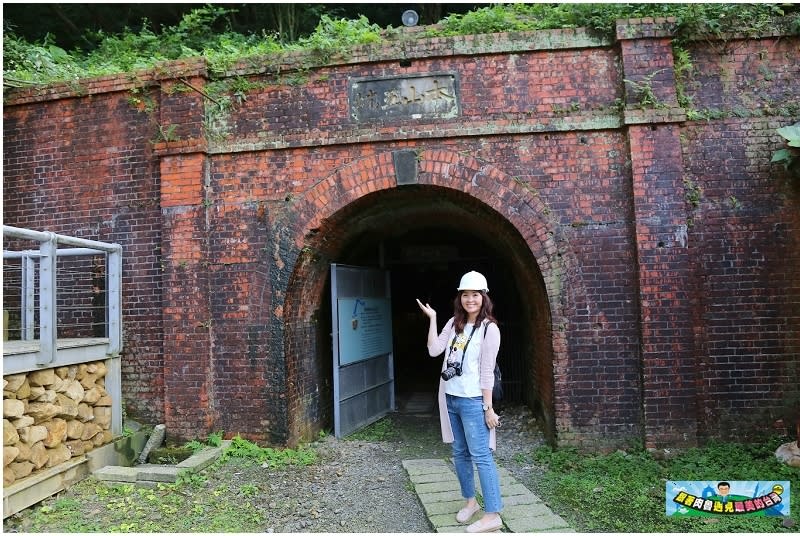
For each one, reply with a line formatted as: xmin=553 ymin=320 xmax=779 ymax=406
xmin=330 ymin=264 xmax=395 ymax=438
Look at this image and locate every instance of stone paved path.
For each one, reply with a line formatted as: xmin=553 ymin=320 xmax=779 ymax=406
xmin=402 ymin=458 xmax=572 ymax=533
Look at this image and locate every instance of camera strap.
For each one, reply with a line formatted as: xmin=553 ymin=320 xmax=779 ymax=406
xmin=447 ymin=322 xmax=479 ymax=363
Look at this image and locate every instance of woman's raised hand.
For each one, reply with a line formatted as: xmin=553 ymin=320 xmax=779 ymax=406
xmin=415 ymin=298 xmax=437 ymax=319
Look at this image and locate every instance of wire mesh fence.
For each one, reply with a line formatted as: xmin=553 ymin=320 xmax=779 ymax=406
xmin=3 ymin=254 xmax=108 ymax=341
xmin=2 ymin=226 xmax=122 ymax=364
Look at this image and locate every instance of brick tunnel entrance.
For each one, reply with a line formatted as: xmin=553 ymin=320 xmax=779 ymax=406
xmin=283 ymin=179 xmax=556 ymax=443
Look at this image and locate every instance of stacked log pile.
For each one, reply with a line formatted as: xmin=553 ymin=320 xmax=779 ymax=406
xmin=3 ymin=360 xmax=113 ymax=486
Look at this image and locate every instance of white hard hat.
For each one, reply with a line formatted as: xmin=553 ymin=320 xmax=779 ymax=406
xmin=457 ymin=271 xmax=489 ymax=292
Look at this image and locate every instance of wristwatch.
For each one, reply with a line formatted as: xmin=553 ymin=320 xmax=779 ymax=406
xmin=482 ymin=403 xmax=492 ymax=411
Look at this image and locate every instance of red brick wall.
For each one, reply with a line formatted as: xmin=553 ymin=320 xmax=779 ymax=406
xmin=680 ymin=33 xmax=800 ymax=441
xmin=684 ymin=119 xmax=800 ymax=440
xmin=3 ymin=21 xmax=798 ymax=448
xmin=3 ymin=87 xmax=165 ymax=425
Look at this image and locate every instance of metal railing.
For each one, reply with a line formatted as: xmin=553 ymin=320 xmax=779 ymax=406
xmin=2 ymin=225 xmax=122 ymax=366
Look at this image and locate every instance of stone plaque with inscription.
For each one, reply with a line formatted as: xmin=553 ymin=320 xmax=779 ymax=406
xmin=349 ymin=73 xmax=460 ymax=122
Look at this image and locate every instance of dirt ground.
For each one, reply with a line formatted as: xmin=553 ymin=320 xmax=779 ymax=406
xmin=3 ymin=402 xmax=547 ymax=533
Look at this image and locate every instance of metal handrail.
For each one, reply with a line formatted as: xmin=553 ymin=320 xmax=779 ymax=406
xmin=2 ymin=225 xmax=123 ymax=365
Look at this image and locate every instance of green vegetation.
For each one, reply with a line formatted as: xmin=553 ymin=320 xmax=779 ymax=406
xmin=3 ymin=6 xmax=383 ymax=86
xmin=432 ymin=3 xmax=796 ymax=43
xmin=20 ymin=478 xmax=268 ymax=533
xmin=529 ymin=437 xmax=797 ymax=532
xmin=6 ymin=433 xmax=316 ymax=532
xmin=184 ymin=429 xmax=224 ymax=453
xmin=219 ymin=434 xmax=317 ymax=467
xmin=4 ymin=4 xmax=797 ymax=87
xmin=345 ymin=416 xmax=399 ymax=441
xmin=772 ymin=122 xmax=800 ymax=178
xmin=5 ymin=413 xmax=797 ymax=533
xmin=624 ymin=69 xmax=667 ymax=109
xmin=299 ymin=14 xmax=384 ymax=63
xmin=683 ymin=178 xmax=703 ymax=208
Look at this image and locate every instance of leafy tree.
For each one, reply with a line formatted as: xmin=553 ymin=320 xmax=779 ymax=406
xmin=3 ymin=4 xmax=206 ymax=51
xmin=2 ymin=4 xmax=481 ymax=50
xmin=257 ymin=4 xmax=340 ymax=43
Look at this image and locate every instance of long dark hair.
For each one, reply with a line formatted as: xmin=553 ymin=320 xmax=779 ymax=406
xmin=453 ymin=290 xmax=496 ymax=333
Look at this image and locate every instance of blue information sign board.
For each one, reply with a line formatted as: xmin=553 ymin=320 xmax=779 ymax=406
xmin=337 ymin=297 xmax=393 ymax=365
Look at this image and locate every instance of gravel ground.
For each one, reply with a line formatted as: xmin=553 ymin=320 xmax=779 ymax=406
xmin=4 ymin=402 xmax=549 ymax=533
xmin=246 ymin=402 xmax=549 ymax=533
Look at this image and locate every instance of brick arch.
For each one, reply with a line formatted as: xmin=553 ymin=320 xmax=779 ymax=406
xmin=286 ymin=149 xmax=574 ymax=312
xmin=282 ymin=148 xmax=582 ymax=443
xmin=288 ymin=150 xmax=398 ymax=250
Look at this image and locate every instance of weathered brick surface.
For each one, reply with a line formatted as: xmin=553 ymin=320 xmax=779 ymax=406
xmin=683 ymin=119 xmax=800 ymax=440
xmin=683 ymin=38 xmax=798 ymax=113
xmin=629 ymin=122 xmax=696 ymax=449
xmin=3 ymin=21 xmax=797 ymax=447
xmin=619 ymin=36 xmax=678 ymax=108
xmin=3 ymin=92 xmax=165 ymax=426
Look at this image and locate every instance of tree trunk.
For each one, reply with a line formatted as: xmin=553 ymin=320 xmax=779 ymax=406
xmin=418 ymin=4 xmax=443 ymax=26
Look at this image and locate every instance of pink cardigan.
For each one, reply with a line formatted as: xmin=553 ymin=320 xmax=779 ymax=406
xmin=427 ymin=318 xmax=501 ymax=451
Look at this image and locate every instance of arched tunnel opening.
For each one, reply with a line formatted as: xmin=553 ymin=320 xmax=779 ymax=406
xmin=295 ymin=184 xmax=555 ymax=441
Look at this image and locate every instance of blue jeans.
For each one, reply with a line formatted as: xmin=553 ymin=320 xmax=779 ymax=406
xmin=446 ymin=394 xmax=503 ymax=513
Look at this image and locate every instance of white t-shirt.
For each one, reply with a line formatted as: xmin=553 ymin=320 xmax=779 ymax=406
xmin=443 ymin=322 xmax=483 ymax=398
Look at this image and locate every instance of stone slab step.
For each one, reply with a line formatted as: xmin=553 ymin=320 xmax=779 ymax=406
xmin=402 ymin=458 xmax=572 ymax=533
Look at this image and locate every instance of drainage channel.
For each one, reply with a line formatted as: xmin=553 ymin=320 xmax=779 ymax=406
xmin=92 ymin=440 xmax=231 ymax=487
xmin=402 ymin=458 xmax=572 ymax=533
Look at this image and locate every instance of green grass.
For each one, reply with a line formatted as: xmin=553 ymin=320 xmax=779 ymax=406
xmin=218 ymin=434 xmax=317 ymax=467
xmin=19 ymin=479 xmax=267 ymax=533
xmin=5 ymin=431 xmax=318 ymax=533
xmin=11 ymin=433 xmax=315 ymax=533
xmin=345 ymin=416 xmax=398 ymax=441
xmin=7 ymin=417 xmax=797 ymax=533
xmin=529 ymin=436 xmax=798 ymax=532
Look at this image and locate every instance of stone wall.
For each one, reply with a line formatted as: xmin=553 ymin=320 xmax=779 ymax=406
xmin=3 ymin=361 xmax=113 ymax=486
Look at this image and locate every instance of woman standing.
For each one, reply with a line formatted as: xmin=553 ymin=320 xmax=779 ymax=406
xmin=416 ymin=270 xmax=503 ymax=533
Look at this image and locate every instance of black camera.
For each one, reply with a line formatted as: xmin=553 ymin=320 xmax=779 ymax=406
xmin=441 ymin=360 xmax=463 ymax=381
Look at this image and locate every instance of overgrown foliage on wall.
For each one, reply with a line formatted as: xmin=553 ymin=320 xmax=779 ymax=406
xmin=4 ymin=3 xmax=798 ymax=88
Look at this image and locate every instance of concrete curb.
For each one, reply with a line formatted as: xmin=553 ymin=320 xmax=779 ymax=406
xmin=93 ymin=440 xmax=231 ymax=486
